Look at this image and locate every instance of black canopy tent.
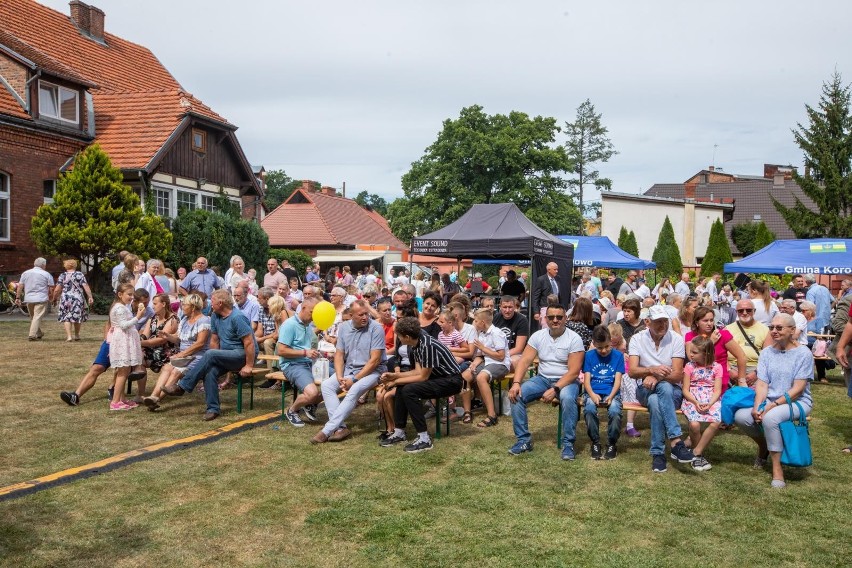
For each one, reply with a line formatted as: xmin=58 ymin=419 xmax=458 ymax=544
xmin=410 ymin=203 xmax=574 ymax=331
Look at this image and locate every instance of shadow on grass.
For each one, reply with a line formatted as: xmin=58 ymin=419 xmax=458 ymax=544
xmin=0 ymin=496 xmax=152 ymax=567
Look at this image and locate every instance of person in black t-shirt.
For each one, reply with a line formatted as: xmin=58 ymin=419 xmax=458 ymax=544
xmin=781 ymin=275 xmax=808 ymax=308
xmin=492 ymin=295 xmax=530 ymax=371
xmin=500 ymin=270 xmax=526 ymax=304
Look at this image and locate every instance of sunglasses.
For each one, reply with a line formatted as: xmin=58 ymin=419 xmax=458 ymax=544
xmin=736 ymin=309 xmax=754 ymax=314
xmin=768 ymin=325 xmax=791 ymax=331
xmin=546 ymin=315 xmax=565 ymax=321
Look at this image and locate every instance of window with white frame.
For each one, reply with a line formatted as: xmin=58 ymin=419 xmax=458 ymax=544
xmin=201 ymin=195 xmax=216 ymax=212
xmin=43 ymin=179 xmax=56 ymax=204
xmin=176 ymin=190 xmax=197 ymax=212
xmin=38 ymin=81 xmax=79 ymax=124
xmin=150 ymin=185 xmax=241 ymax=218
xmin=0 ymin=172 xmax=9 ymax=240
xmin=154 ymin=189 xmax=171 ymax=217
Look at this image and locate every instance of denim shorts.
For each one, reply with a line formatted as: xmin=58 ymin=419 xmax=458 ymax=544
xmin=92 ymin=340 xmax=111 ymax=369
xmin=283 ymin=361 xmax=314 ymax=391
xmin=472 ymin=362 xmax=509 ymax=382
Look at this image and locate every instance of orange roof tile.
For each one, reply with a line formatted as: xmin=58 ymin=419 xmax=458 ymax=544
xmin=0 ymin=84 xmax=30 ymax=120
xmin=262 ymin=189 xmax=408 ymax=250
xmin=0 ymin=0 xmax=232 ymax=168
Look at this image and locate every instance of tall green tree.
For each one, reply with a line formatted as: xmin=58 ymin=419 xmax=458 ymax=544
xmin=753 ymin=221 xmax=775 ymax=252
xmin=389 ymin=105 xmax=582 ymax=242
xmin=564 ymin=99 xmax=618 ymax=214
xmin=263 ymin=169 xmax=302 ymax=211
xmin=651 ymin=216 xmax=683 ymax=278
xmin=617 ymin=226 xmax=630 ymax=251
xmin=701 ymin=219 xmax=733 ymax=275
xmin=30 ymin=144 xmax=171 ymax=277
xmin=353 ymin=190 xmax=389 ymax=216
xmin=773 ymin=72 xmax=852 ymax=237
xmin=625 ymin=230 xmax=639 ymax=257
xmin=166 ymin=209 xmax=268 ymax=274
xmin=731 ymin=221 xmax=776 ymax=256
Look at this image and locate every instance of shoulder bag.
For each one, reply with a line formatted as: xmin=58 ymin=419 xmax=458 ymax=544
xmin=779 ymin=393 xmax=812 ymax=467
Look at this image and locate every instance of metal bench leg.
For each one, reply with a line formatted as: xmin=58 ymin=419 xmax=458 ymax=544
xmin=557 ymin=403 xmax=563 ymax=449
xmin=435 ymin=398 xmax=442 ymax=439
xmin=250 ymin=376 xmax=254 ymax=410
xmin=236 ymin=375 xmax=243 ymax=414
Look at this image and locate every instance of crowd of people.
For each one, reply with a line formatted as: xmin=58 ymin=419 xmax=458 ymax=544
xmin=12 ymin=251 xmax=848 ymax=483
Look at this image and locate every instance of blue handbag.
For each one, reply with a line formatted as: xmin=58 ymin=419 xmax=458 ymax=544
xmin=720 ymin=386 xmax=755 ymax=425
xmin=779 ymin=394 xmax=812 ymax=467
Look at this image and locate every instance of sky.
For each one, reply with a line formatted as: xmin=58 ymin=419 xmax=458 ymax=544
xmin=38 ymin=0 xmax=852 ymax=206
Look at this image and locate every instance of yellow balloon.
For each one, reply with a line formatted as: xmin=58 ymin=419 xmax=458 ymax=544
xmin=312 ymin=300 xmax=337 ymax=330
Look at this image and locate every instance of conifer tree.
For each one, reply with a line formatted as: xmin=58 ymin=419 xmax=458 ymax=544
xmin=625 ymin=230 xmax=640 ymax=257
xmin=652 ymin=216 xmax=683 ymax=278
xmin=30 ymin=144 xmax=171 ymax=277
xmin=773 ymin=72 xmax=852 ymax=237
xmin=701 ymin=219 xmax=733 ymax=275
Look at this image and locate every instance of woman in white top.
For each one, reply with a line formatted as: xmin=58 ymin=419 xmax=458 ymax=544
xmin=651 ymin=278 xmax=674 ymax=301
xmin=227 ymin=255 xmax=249 ymax=291
xmin=747 ymin=280 xmax=779 ymax=326
xmin=412 ymin=271 xmax=428 ymax=298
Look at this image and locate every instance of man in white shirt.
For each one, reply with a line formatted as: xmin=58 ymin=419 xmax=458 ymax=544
xmin=111 ymin=250 xmax=129 ymax=292
xmin=507 ymin=304 xmax=585 ymax=459
xmin=675 ymin=273 xmax=691 ymax=297
xmin=784 ymin=299 xmax=811 ymax=345
xmin=629 ymin=305 xmax=692 ymax=473
xmin=634 ymin=278 xmax=651 ymax=300
xmin=706 ymin=273 xmax=720 ymax=303
xmin=16 ymin=257 xmax=55 ymax=341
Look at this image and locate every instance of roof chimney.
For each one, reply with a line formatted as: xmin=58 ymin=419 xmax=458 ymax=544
xmin=320 ymin=186 xmax=336 ymax=196
xmin=69 ymin=1 xmax=90 ymax=33
xmin=684 ymin=181 xmax=697 ymax=199
xmin=88 ymin=6 xmax=105 ymax=41
xmin=773 ymin=172 xmax=785 ymax=188
xmin=708 ymin=165 xmax=715 ymax=172
xmin=69 ymin=1 xmax=105 ymax=43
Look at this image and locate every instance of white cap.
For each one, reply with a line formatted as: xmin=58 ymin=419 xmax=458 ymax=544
xmin=647 ymin=305 xmax=668 ymax=320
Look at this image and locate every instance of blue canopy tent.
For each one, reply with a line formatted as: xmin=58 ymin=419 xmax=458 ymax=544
xmin=723 ymin=239 xmax=852 ymax=275
xmin=475 ymin=236 xmax=655 ymax=269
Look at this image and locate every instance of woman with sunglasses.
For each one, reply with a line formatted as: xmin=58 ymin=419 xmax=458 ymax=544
xmin=733 ymin=314 xmax=813 ymax=489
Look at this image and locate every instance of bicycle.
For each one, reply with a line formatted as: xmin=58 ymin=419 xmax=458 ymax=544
xmin=0 ymin=275 xmax=27 ymax=315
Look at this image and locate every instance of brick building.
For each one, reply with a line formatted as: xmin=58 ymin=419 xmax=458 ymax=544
xmin=0 ymin=0 xmax=262 ymax=275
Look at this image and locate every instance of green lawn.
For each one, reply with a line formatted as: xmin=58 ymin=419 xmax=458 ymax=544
xmin=0 ymin=320 xmax=849 ymax=567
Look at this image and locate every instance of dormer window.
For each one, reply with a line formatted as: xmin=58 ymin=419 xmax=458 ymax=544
xmin=38 ymin=81 xmax=79 ymax=124
xmin=191 ymin=128 xmax=207 ymax=153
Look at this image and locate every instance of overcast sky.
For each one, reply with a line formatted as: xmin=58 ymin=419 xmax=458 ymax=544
xmin=39 ymin=0 xmax=852 ymax=204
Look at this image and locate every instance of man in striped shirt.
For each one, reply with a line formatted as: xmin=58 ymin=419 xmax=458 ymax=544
xmin=379 ymin=317 xmax=463 ymax=453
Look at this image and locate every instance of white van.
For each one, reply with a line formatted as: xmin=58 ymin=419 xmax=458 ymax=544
xmin=385 ymin=262 xmax=433 ymax=287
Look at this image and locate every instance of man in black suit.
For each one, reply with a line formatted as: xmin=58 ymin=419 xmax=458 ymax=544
xmin=532 ymin=262 xmax=562 ymax=326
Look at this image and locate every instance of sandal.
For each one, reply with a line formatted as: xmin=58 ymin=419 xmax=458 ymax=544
xmin=461 ymin=411 xmax=473 ymax=424
xmin=477 ymin=415 xmax=498 ymax=428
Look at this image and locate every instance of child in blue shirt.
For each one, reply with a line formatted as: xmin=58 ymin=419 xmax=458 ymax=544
xmin=582 ymin=325 xmax=624 ymax=460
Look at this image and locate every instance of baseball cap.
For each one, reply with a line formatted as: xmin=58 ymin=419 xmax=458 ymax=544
xmin=647 ymin=305 xmax=668 ymax=320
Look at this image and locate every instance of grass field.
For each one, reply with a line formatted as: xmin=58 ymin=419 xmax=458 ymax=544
xmin=1 ymin=320 xmax=850 ymax=567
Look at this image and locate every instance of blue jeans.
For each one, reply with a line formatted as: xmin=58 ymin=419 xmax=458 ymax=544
xmin=178 ymin=348 xmax=247 ymax=414
xmin=583 ymin=393 xmax=622 ymax=444
xmin=636 ymin=381 xmax=684 ymax=456
xmin=510 ymin=375 xmax=579 ymax=448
